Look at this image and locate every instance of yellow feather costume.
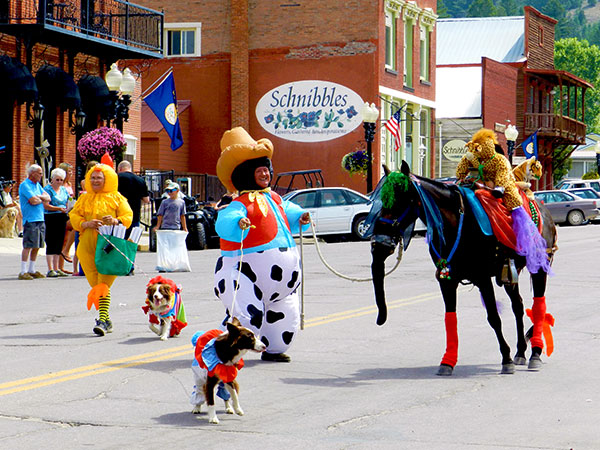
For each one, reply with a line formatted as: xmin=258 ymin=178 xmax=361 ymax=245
xmin=69 ymin=163 xmax=133 ymax=306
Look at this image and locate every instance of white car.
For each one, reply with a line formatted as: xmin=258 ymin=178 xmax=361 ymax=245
xmin=283 ymin=187 xmax=371 ymax=239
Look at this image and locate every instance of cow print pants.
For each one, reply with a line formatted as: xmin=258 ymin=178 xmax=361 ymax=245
xmin=214 ymin=247 xmax=301 ymax=354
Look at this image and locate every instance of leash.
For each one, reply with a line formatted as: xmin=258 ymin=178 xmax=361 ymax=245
xmin=299 ymin=222 xmax=305 ymax=330
xmin=306 ymin=221 xmax=403 ymax=282
xmin=229 ymin=224 xmax=256 ymax=321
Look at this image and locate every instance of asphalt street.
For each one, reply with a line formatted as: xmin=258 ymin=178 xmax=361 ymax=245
xmin=0 ymin=225 xmax=598 ymax=450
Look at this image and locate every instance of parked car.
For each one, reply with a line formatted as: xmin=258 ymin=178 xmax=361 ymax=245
xmin=565 ymin=187 xmax=600 ymax=201
xmin=282 ymin=187 xmax=371 ymax=239
xmin=556 ymin=178 xmax=600 ymax=192
xmin=533 ymin=190 xmax=600 ymax=226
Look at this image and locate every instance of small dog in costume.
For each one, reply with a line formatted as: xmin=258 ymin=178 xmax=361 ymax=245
xmin=214 ymin=127 xmax=311 ymax=362
xmin=513 ymin=156 xmax=543 ymax=200
xmin=143 ymin=276 xmax=187 ymax=340
xmin=190 ymin=318 xmax=266 ymax=424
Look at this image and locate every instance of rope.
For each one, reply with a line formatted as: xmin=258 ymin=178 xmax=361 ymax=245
xmin=306 ymin=221 xmax=403 ymax=282
xmin=230 ymin=224 xmax=255 ymax=320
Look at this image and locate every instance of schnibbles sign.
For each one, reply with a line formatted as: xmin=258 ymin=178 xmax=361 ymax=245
xmin=256 ymin=80 xmax=363 ymax=143
xmin=442 ymin=139 xmax=468 ymax=162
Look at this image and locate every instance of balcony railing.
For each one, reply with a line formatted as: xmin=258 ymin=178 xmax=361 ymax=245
xmin=0 ymin=0 xmax=163 ymax=57
xmin=524 ymin=113 xmax=586 ymax=145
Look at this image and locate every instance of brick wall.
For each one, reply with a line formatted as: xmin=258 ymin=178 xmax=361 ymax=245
xmin=482 ymin=57 xmax=519 ymax=149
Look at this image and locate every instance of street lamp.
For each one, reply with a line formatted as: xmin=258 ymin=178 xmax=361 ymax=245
xmin=105 ymin=63 xmax=136 ymax=131
xmin=594 ymin=140 xmax=600 ymax=176
xmin=70 ymin=110 xmax=87 ymax=135
xmin=360 ymin=102 xmax=379 ymax=193
xmin=505 ymin=124 xmax=519 ymax=165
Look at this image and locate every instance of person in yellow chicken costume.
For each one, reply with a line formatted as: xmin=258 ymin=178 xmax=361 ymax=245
xmin=69 ymin=156 xmax=133 ymax=336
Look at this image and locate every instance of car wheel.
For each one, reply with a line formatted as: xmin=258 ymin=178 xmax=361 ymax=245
xmin=149 ymin=228 xmax=157 ymax=252
xmin=567 ymin=209 xmax=584 ymax=226
xmin=352 ymin=215 xmax=369 ymax=240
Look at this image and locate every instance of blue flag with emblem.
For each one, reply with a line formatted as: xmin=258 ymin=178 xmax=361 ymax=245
xmin=143 ymin=71 xmax=183 ymax=151
xmin=521 ymin=131 xmax=538 ymax=159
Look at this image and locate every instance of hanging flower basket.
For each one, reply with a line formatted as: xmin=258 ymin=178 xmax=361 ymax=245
xmin=341 ymin=148 xmax=370 ymax=176
xmin=77 ymin=127 xmax=126 ymax=163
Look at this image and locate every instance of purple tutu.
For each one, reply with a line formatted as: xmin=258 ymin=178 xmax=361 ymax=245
xmin=511 ymin=206 xmax=552 ymax=275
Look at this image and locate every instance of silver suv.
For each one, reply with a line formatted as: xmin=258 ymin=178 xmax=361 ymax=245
xmin=556 ymin=179 xmax=600 ymax=192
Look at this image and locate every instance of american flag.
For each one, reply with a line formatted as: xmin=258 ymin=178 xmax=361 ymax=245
xmin=385 ymin=109 xmax=402 ymax=152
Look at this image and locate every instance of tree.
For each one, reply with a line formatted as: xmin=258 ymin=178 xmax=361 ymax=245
xmin=467 ymin=0 xmax=498 ymax=17
xmin=437 ymin=0 xmax=451 ymax=18
xmin=555 ymin=38 xmax=600 ymax=133
xmin=499 ymin=0 xmax=520 ymax=16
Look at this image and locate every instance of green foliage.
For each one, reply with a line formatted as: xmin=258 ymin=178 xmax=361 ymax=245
xmin=467 ymin=0 xmax=500 ymax=17
xmin=437 ymin=0 xmax=451 ymax=18
xmin=381 ymin=172 xmax=410 ymax=209
xmin=552 ymin=147 xmax=573 ymax=184
xmin=582 ymin=170 xmax=600 ymax=179
xmin=555 ymin=38 xmax=600 ymax=132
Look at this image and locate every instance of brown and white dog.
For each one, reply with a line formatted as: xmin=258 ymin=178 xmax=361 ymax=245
xmin=0 ymin=208 xmax=17 ymax=238
xmin=143 ymin=276 xmax=187 ymax=341
xmin=191 ymin=318 xmax=266 ymax=424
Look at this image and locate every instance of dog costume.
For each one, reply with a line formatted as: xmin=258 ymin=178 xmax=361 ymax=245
xmin=69 ymin=157 xmax=133 ymax=326
xmin=214 ymin=127 xmax=308 ymax=355
xmin=142 ymin=276 xmax=188 ymax=337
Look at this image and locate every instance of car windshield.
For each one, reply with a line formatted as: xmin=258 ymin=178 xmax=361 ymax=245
xmin=571 ymin=190 xmax=596 ymax=199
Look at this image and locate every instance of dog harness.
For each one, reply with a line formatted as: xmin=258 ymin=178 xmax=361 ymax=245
xmin=194 ymin=329 xmax=244 ymax=383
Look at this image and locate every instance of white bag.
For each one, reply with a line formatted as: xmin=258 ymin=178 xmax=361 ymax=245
xmin=156 ymin=230 xmax=191 ymax=272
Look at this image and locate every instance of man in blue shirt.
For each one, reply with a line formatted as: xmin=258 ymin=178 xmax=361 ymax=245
xmin=18 ymin=164 xmax=51 ymax=280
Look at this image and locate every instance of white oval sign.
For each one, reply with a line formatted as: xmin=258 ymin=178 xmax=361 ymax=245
xmin=442 ymin=139 xmax=468 ymax=162
xmin=256 ymin=80 xmax=364 ymax=142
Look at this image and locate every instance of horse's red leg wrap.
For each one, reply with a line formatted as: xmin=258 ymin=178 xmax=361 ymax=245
xmin=530 ymin=296 xmax=546 ymax=350
xmin=441 ymin=312 xmax=458 ymax=367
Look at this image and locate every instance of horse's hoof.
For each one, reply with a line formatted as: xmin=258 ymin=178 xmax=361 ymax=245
xmin=528 ymin=355 xmax=542 ymax=371
xmin=501 ymin=363 xmax=515 ymax=374
xmin=514 ymin=356 xmax=527 ymax=366
xmin=437 ymin=364 xmax=453 ymax=376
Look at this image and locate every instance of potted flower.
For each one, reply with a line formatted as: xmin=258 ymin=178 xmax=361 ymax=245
xmin=77 ymin=127 xmax=127 ymax=164
xmin=341 ymin=148 xmax=370 ymax=176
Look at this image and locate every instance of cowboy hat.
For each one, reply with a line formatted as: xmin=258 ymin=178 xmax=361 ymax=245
xmin=216 ymin=127 xmax=273 ymax=192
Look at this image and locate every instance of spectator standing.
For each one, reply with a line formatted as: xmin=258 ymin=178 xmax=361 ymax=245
xmin=43 ymin=168 xmax=70 ymax=277
xmin=154 ymin=181 xmax=187 ymax=232
xmin=58 ymin=162 xmax=75 ymax=273
xmin=0 ymin=179 xmax=23 ymax=236
xmin=117 ymin=160 xmax=150 ymax=236
xmin=18 ymin=164 xmax=51 ymax=280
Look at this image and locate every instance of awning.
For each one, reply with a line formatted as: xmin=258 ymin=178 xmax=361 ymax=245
xmin=35 ymin=65 xmax=81 ymax=110
xmin=77 ymin=74 xmax=112 ymax=118
xmin=0 ymin=55 xmax=38 ymax=104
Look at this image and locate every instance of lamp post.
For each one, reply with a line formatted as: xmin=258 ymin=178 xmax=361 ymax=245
xmin=105 ymin=63 xmax=136 ymax=132
xmin=505 ymin=124 xmax=519 ymax=165
xmin=595 ymin=141 xmax=600 ymax=176
xmin=27 ymin=102 xmax=45 ymax=165
xmin=71 ymin=110 xmax=87 ymax=194
xmin=360 ymin=102 xmax=379 ymax=193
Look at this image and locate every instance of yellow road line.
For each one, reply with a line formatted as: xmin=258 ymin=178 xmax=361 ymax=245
xmin=1 ymin=289 xmax=453 ymax=396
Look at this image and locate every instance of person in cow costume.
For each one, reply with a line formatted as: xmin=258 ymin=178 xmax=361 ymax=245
xmin=214 ymin=127 xmax=311 ymax=362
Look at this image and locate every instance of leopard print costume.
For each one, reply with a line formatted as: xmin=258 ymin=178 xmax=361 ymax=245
xmin=513 ymin=156 xmax=542 ymax=200
xmin=456 ymin=129 xmax=522 ymax=210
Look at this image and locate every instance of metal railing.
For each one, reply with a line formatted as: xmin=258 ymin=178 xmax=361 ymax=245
xmin=0 ymin=0 xmax=163 ymax=54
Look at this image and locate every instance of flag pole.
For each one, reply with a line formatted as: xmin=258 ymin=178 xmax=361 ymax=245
xmin=141 ymin=67 xmax=174 ymax=98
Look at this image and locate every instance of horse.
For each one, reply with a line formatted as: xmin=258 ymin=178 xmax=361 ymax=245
xmin=369 ymin=161 xmax=556 ymax=376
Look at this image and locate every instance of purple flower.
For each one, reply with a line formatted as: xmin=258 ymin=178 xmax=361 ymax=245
xmin=77 ymin=127 xmax=126 ymax=162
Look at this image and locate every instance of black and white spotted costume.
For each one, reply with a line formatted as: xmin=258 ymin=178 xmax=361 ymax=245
xmin=214 ymin=189 xmax=308 ymax=354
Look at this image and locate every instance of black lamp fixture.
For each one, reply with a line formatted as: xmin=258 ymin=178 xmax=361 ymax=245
xmin=360 ymin=101 xmax=379 ymax=193
xmin=105 ymin=63 xmax=136 ymax=131
xmin=27 ymin=101 xmax=45 ymax=128
xmin=70 ymin=110 xmax=87 ymax=135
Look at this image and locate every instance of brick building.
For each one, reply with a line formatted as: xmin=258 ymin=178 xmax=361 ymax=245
xmin=436 ymin=7 xmax=591 ymax=189
xmin=137 ymin=0 xmax=437 ymax=195
xmin=0 ymin=1 xmax=163 ymax=187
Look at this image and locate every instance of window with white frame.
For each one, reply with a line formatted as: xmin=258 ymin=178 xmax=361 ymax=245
xmin=404 ymin=20 xmax=414 ymax=87
xmin=165 ymin=23 xmax=201 ymax=57
xmin=385 ymin=10 xmax=396 ymax=70
xmin=419 ymin=26 xmax=430 ymax=82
